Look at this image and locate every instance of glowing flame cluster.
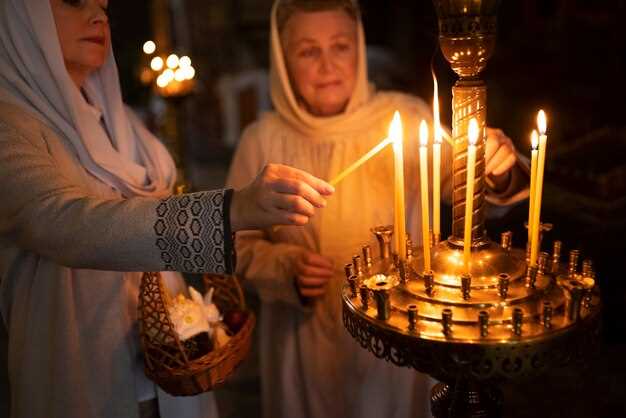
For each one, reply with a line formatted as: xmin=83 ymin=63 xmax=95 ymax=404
xmin=141 ymin=41 xmax=196 ymax=97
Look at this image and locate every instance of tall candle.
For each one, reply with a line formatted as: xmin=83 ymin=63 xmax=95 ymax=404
xmin=530 ymin=111 xmax=548 ymax=266
xmin=419 ymin=120 xmax=432 ymax=272
xmin=391 ymin=111 xmax=407 ymax=259
xmin=463 ymin=118 xmax=479 ymax=273
xmin=528 ymin=130 xmax=539 ymax=243
xmin=432 ymin=76 xmax=442 ymax=242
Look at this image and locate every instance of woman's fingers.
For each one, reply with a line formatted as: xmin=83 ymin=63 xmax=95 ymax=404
xmin=298 ymin=287 xmax=327 ymax=298
xmin=301 ymin=252 xmax=334 ymax=269
xmin=486 ymin=143 xmax=515 ymax=175
xmin=297 ymin=264 xmax=334 ymax=278
xmin=492 ymin=153 xmax=517 ymax=176
xmin=270 ymin=177 xmax=327 ymax=209
xmin=272 ymin=193 xmax=316 ymax=217
xmin=274 ymin=164 xmax=335 ymax=196
xmin=297 ymin=275 xmax=330 ymax=288
xmin=230 ymin=163 xmax=334 ymax=231
xmin=485 ymin=128 xmax=500 ymax=164
xmin=485 ymin=128 xmax=515 ymax=175
xmin=272 ymin=208 xmax=310 ymax=226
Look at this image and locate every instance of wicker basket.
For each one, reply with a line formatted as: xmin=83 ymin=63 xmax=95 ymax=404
xmin=138 ymin=272 xmax=255 ymax=396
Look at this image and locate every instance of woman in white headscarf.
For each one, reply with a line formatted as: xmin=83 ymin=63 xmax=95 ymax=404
xmin=0 ymin=1 xmax=335 ymax=418
xmin=226 ymin=1 xmax=528 ymax=418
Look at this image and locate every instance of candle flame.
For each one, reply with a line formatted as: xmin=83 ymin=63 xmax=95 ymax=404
xmin=537 ymin=110 xmax=547 ymax=135
xmin=531 ymin=130 xmax=539 ymax=150
xmin=150 ymin=56 xmax=164 ymax=72
xmin=390 ymin=111 xmax=403 ymax=151
xmin=433 ymin=74 xmax=442 ymax=144
xmin=143 ymin=40 xmax=156 ymax=55
xmin=468 ymin=118 xmax=479 ymax=146
xmin=179 ymin=56 xmax=192 ymax=68
xmin=419 ymin=120 xmax=429 ymax=147
xmin=166 ymin=54 xmax=179 ymax=69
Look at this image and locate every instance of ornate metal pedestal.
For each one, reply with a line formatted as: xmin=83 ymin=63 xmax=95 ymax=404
xmin=342 ymin=241 xmax=601 ymax=417
xmin=341 ymin=1 xmax=602 ymax=417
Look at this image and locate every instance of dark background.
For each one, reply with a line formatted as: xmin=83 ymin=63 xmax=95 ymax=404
xmin=109 ymin=1 xmax=626 ymax=416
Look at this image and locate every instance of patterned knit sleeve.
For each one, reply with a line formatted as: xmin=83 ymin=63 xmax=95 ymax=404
xmin=154 ymin=189 xmax=234 ymax=274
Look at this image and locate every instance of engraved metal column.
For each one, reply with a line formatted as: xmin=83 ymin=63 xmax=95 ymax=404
xmin=433 ymin=0 xmax=500 ymax=245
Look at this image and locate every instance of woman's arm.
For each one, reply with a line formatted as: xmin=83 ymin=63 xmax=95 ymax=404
xmin=0 ymin=121 xmax=234 ymax=274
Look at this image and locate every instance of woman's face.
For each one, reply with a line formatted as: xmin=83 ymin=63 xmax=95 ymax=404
xmin=283 ymin=10 xmax=358 ymax=117
xmin=50 ymin=0 xmax=110 ymax=87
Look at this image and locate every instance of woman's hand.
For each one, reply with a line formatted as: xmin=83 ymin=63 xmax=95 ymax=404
xmin=485 ymin=128 xmax=517 ymax=191
xmin=294 ymin=251 xmax=334 ymax=299
xmin=230 ymin=163 xmax=334 ymax=231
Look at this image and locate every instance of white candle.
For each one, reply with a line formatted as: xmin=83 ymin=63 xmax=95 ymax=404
xmin=419 ymin=120 xmax=432 ymax=272
xmin=391 ymin=111 xmax=407 ymax=259
xmin=463 ymin=119 xmax=479 ymax=273
xmin=530 ymin=111 xmax=548 ymax=266
xmin=432 ymin=76 xmax=442 ymax=242
xmin=528 ymin=130 xmax=539 ymax=244
xmin=330 ymin=136 xmax=393 ymax=187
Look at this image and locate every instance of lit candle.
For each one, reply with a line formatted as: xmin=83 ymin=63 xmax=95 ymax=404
xmin=432 ymin=76 xmax=442 ymax=243
xmin=527 ymin=130 xmax=539 ymax=244
xmin=391 ymin=111 xmax=407 ymax=259
xmin=329 ymin=136 xmax=393 ymax=186
xmin=530 ymin=111 xmax=548 ymax=266
xmin=463 ymin=118 xmax=479 ymax=273
xmin=419 ymin=120 xmax=432 ymax=272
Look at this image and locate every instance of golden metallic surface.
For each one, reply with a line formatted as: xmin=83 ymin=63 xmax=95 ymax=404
xmin=342 ymin=233 xmax=601 ymax=345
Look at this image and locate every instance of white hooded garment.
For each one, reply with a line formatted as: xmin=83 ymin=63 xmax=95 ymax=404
xmin=226 ymin=2 xmax=528 ymax=418
xmin=0 ymin=1 xmax=226 ymax=417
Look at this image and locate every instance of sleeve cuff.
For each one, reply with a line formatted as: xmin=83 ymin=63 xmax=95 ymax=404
xmin=154 ymin=189 xmax=235 ymax=274
xmin=223 ymin=188 xmax=235 ymax=274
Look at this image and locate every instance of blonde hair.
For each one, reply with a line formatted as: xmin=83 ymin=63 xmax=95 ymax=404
xmin=276 ymin=0 xmax=361 ymax=33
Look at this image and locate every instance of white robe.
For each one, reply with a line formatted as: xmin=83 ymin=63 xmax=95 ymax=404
xmin=228 ymin=92 xmax=448 ymax=418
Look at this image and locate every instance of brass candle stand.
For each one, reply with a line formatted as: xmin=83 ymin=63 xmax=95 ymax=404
xmin=341 ymin=2 xmax=602 ymax=417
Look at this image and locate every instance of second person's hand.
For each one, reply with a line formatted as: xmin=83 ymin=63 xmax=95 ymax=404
xmin=294 ymin=250 xmax=334 ymax=299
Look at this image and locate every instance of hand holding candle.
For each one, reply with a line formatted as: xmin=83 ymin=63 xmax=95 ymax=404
xmin=463 ymin=118 xmax=479 ymax=273
xmin=419 ymin=120 xmax=432 ymax=272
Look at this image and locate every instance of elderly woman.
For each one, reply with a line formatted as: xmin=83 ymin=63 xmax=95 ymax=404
xmin=0 ymin=1 xmax=334 ymax=418
xmin=226 ymin=1 xmax=528 ymax=418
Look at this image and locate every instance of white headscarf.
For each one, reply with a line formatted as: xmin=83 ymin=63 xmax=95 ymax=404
xmin=0 ymin=0 xmax=176 ymax=197
xmin=270 ymin=0 xmax=400 ymax=136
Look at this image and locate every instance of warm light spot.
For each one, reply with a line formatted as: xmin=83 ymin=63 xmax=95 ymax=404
xmin=162 ymin=69 xmax=175 ymax=84
xmin=150 ymin=56 xmax=164 ymax=71
xmin=179 ymin=56 xmax=192 ymax=68
xmin=166 ymin=54 xmax=179 ymax=69
xmin=373 ymin=274 xmax=387 ymax=284
xmin=419 ymin=120 xmax=429 ymax=147
xmin=143 ymin=40 xmax=156 ymax=55
xmin=156 ymin=74 xmax=168 ymax=88
xmin=433 ymin=75 xmax=442 ymax=144
xmin=390 ymin=111 xmax=403 ymax=152
xmin=531 ymin=130 xmax=539 ymax=150
xmin=183 ymin=66 xmax=196 ymax=80
xmin=537 ymin=110 xmax=547 ymax=135
xmin=468 ymin=118 xmax=479 ymax=146
xmin=174 ymin=68 xmax=186 ymax=82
